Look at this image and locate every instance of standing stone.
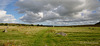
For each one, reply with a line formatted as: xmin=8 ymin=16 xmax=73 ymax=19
xmin=2 ymin=29 xmax=7 ymax=32
xmin=56 ymin=32 xmax=67 ymax=36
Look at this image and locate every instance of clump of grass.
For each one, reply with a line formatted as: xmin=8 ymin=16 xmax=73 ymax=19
xmin=11 ymin=29 xmax=19 ymax=31
xmin=88 ymin=27 xmax=95 ymax=30
xmin=55 ymin=34 xmax=63 ymax=37
xmin=24 ymin=31 xmax=30 ymax=35
xmin=3 ymin=42 xmax=15 ymax=46
xmin=57 ymin=31 xmax=67 ymax=33
xmin=46 ymin=29 xmax=56 ymax=33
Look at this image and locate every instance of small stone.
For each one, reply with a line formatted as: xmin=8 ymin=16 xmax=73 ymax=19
xmin=56 ymin=32 xmax=67 ymax=36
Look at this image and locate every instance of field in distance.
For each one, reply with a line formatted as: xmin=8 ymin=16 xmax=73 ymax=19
xmin=0 ymin=26 xmax=100 ymax=46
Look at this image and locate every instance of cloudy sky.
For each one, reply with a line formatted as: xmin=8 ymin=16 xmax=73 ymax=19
xmin=0 ymin=0 xmax=100 ymax=26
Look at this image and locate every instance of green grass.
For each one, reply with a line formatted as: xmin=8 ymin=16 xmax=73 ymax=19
xmin=0 ymin=26 xmax=100 ymax=46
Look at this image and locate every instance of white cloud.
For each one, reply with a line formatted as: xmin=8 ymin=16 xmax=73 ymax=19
xmin=0 ymin=0 xmax=17 ymax=23
xmin=0 ymin=10 xmax=16 ymax=23
xmin=16 ymin=0 xmax=100 ymax=25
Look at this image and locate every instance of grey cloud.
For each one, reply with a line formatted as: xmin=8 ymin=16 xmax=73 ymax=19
xmin=20 ymin=11 xmax=42 ymax=23
xmin=16 ymin=0 xmax=100 ymax=25
xmin=48 ymin=20 xmax=99 ymax=26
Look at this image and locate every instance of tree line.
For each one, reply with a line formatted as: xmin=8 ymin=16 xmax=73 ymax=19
xmin=0 ymin=23 xmax=43 ymax=26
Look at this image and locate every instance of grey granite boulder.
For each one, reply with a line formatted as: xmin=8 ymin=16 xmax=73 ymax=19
xmin=56 ymin=32 xmax=67 ymax=36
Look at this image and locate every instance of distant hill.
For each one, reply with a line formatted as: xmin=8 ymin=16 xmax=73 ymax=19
xmin=95 ymin=22 xmax=100 ymax=25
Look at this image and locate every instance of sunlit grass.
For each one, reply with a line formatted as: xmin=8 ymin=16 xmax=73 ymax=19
xmin=0 ymin=26 xmax=100 ymax=46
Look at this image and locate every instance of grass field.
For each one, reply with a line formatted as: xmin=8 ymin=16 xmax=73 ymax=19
xmin=0 ymin=26 xmax=100 ymax=46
